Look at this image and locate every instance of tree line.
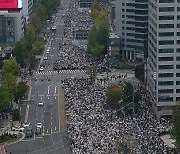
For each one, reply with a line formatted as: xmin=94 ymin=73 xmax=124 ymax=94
xmin=13 ymin=0 xmax=60 ymax=69
xmin=87 ymin=1 xmax=109 ymax=57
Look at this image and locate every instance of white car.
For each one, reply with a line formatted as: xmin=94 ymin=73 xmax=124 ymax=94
xmin=12 ymin=126 xmax=25 ymax=132
xmin=43 ymin=56 xmax=48 ymax=60
xmin=39 ymin=67 xmax=44 ymax=71
xmin=36 ymin=123 xmax=42 ymax=129
xmin=38 ymin=100 xmax=44 ymax=106
xmin=23 ymin=122 xmax=30 ymax=128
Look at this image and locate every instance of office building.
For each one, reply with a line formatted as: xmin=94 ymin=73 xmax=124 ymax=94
xmin=0 ymin=0 xmax=24 ymax=46
xmin=147 ymin=0 xmax=180 ymax=118
xmin=22 ymin=0 xmax=33 ymax=21
xmin=114 ymin=0 xmax=148 ymax=60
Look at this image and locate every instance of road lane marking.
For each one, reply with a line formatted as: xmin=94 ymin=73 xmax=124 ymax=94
xmin=58 ymin=88 xmax=61 ymax=131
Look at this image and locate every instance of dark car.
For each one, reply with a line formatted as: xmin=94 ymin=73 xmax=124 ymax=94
xmin=26 ymin=126 xmax=33 ymax=138
xmin=35 ymin=127 xmax=41 ymax=135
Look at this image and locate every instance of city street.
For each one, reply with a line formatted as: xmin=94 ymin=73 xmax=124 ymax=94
xmin=5 ymin=0 xmax=73 ymax=153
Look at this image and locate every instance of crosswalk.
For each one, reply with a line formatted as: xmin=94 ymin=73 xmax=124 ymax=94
xmin=34 ymin=70 xmax=86 ymax=75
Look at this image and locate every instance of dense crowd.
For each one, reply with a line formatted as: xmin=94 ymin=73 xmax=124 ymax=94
xmin=55 ymin=0 xmax=178 ymax=153
xmin=53 ymin=0 xmax=93 ymax=71
xmin=62 ymin=78 xmax=177 ymax=154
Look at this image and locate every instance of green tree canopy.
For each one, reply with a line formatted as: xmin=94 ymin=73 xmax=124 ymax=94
xmin=123 ymin=83 xmax=133 ymax=105
xmin=24 ymin=24 xmax=36 ymax=50
xmin=86 ymin=64 xmax=96 ymax=79
xmin=171 ymin=105 xmax=180 ymax=149
xmin=2 ymin=73 xmax=17 ymax=96
xmin=106 ymin=85 xmax=122 ymax=109
xmin=88 ymin=6 xmax=109 ymax=56
xmin=2 ymin=57 xmax=19 ymax=77
xmin=0 ymin=85 xmax=12 ymax=110
xmin=14 ymin=82 xmax=28 ymax=100
xmin=13 ymin=39 xmax=28 ymax=65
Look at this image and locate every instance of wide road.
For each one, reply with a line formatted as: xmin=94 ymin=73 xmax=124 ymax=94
xmin=5 ymin=0 xmax=73 ymax=154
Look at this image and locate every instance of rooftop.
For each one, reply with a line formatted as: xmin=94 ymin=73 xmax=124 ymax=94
xmin=0 ymin=0 xmax=22 ymax=9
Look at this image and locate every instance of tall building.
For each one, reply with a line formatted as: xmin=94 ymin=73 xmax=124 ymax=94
xmin=0 ymin=0 xmax=24 ymax=46
xmin=147 ymin=0 xmax=180 ymax=118
xmin=114 ymin=0 xmax=148 ymax=60
xmin=22 ymin=0 xmax=33 ymax=22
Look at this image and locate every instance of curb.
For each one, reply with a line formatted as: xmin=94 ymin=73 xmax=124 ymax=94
xmin=3 ymin=132 xmax=25 ymax=146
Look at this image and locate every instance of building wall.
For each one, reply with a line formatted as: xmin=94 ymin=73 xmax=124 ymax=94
xmin=147 ymin=0 xmax=180 ymax=118
xmin=22 ymin=0 xmax=33 ymax=21
xmin=114 ymin=0 xmax=148 ymax=60
xmin=0 ymin=10 xmax=24 ymax=45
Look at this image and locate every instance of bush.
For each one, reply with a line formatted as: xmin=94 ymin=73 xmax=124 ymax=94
xmin=12 ymin=109 xmax=20 ymax=121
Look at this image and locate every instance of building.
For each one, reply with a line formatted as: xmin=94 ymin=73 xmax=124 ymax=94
xmin=114 ymin=0 xmax=148 ymax=60
xmin=147 ymin=0 xmax=180 ymax=118
xmin=108 ymin=32 xmax=120 ymax=56
xmin=22 ymin=0 xmax=33 ymax=22
xmin=0 ymin=0 xmax=24 ymax=46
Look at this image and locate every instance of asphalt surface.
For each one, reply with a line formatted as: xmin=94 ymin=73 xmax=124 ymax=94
xmin=5 ymin=0 xmax=73 ymax=154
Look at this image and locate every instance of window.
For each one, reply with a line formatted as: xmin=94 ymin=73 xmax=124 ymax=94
xmin=159 ymin=57 xmax=174 ymax=61
xmin=158 ymin=65 xmax=174 ymax=69
xmin=159 ymin=24 xmax=174 ymax=29
xmin=158 ymin=97 xmax=173 ymax=102
xmin=176 ymin=56 xmax=180 ymax=61
xmin=159 ymin=40 xmax=174 ymax=45
xmin=158 ymin=89 xmax=173 ymax=93
xmin=176 ymin=73 xmax=180 ymax=77
xmin=158 ymin=81 xmax=173 ymax=86
xmin=177 ymin=48 xmax=180 ymax=53
xmin=176 ymin=81 xmax=180 ymax=85
xmin=158 ymin=73 xmax=173 ymax=78
xmin=177 ymin=40 xmax=180 ymax=44
xmin=159 ymin=32 xmax=174 ymax=37
xmin=159 ymin=0 xmax=174 ymax=2
xmin=159 ymin=7 xmax=174 ymax=12
xmin=159 ymin=15 xmax=174 ymax=20
xmin=176 ymin=89 xmax=180 ymax=93
xmin=176 ymin=65 xmax=180 ymax=69
xmin=159 ymin=48 xmax=174 ymax=53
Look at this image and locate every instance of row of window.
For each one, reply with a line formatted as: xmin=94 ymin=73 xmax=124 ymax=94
xmin=159 ymin=0 xmax=180 ymax=3
xmin=159 ymin=15 xmax=180 ymax=20
xmin=159 ymin=40 xmax=180 ymax=45
xmin=158 ymin=48 xmax=180 ymax=53
xmin=158 ymin=81 xmax=180 ymax=85
xmin=158 ymin=73 xmax=180 ymax=77
xmin=159 ymin=24 xmax=180 ymax=29
xmin=159 ymin=56 xmax=180 ymax=61
xmin=159 ymin=32 xmax=180 ymax=37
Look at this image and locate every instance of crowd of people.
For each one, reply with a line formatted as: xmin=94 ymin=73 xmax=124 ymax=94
xmin=53 ymin=0 xmax=178 ymax=153
xmin=53 ymin=0 xmax=93 ymax=71
xmin=62 ymin=78 xmax=177 ymax=154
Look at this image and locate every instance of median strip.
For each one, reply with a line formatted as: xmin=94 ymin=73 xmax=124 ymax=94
xmin=58 ymin=87 xmax=67 ymax=132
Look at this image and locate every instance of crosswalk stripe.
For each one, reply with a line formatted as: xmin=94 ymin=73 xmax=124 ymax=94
xmin=34 ymin=70 xmax=86 ymax=75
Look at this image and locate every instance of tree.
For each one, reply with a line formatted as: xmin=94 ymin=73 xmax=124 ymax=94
xmin=86 ymin=65 xmax=96 ymax=79
xmin=91 ymin=44 xmax=104 ymax=57
xmin=90 ymin=1 xmax=101 ymax=12
xmin=31 ymin=40 xmax=44 ymax=55
xmin=12 ymin=109 xmax=20 ymax=121
xmin=123 ymin=83 xmax=133 ymax=106
xmin=133 ymin=90 xmax=141 ymax=110
xmin=2 ymin=73 xmax=17 ymax=96
xmin=24 ymin=24 xmax=36 ymax=50
xmin=106 ymin=85 xmax=122 ymax=109
xmin=2 ymin=57 xmax=20 ymax=77
xmin=0 ymin=85 xmax=12 ymax=110
xmin=14 ymin=82 xmax=28 ymax=101
xmin=30 ymin=12 xmax=42 ymax=32
xmin=13 ymin=39 xmax=28 ymax=66
xmin=36 ymin=5 xmax=47 ymax=21
xmin=171 ymin=105 xmax=180 ymax=149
